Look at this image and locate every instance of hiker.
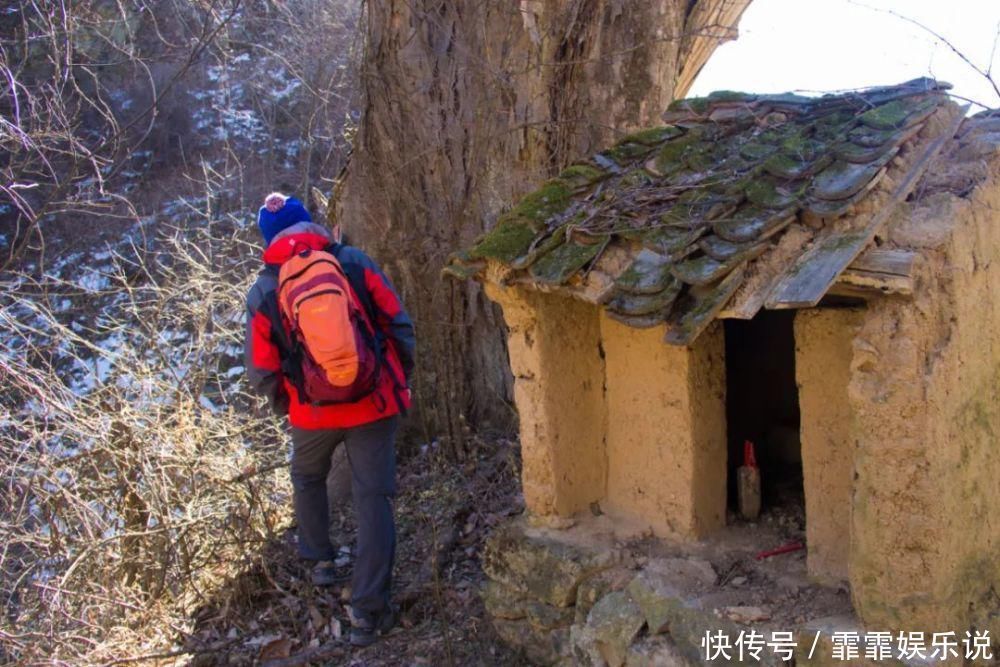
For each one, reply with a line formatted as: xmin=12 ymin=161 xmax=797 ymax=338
xmin=244 ymin=192 xmax=414 ymax=647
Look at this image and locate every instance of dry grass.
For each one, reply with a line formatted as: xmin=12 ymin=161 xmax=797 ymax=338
xmin=0 ymin=216 xmax=526 ymax=665
xmin=0 ymin=220 xmax=293 ymax=664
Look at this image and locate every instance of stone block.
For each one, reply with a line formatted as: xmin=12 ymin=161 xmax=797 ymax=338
xmin=627 ymin=570 xmax=685 ymax=634
xmin=492 ymin=617 xmax=570 ymax=666
xmin=526 ymin=599 xmax=575 ymax=630
xmin=586 ymin=591 xmax=647 ymax=667
xmin=626 ymin=558 xmax=717 ymax=635
xmin=483 ymin=519 xmax=620 ymax=607
xmin=570 ymin=623 xmax=605 ymax=667
xmin=481 ymin=580 xmax=529 ymax=620
xmin=576 ymin=568 xmax=636 ymax=625
xmin=626 ymin=636 xmax=690 ymax=666
xmin=645 ymin=557 xmax=717 ymax=589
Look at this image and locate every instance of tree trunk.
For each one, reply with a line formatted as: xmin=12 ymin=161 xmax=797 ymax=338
xmin=338 ymin=0 xmax=749 ymax=457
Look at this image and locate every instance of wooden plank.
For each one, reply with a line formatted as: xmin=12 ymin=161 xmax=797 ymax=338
xmin=717 ymin=255 xmax=796 ymax=319
xmin=833 ymin=268 xmax=913 ymax=296
xmin=764 ymin=227 xmax=870 ymax=309
xmin=665 ymin=263 xmax=746 ymax=345
xmin=722 ymin=246 xmax=919 ymax=315
xmin=822 ymin=284 xmax=888 ymax=302
xmin=847 ymin=248 xmax=917 ymax=276
xmin=764 ymin=107 xmax=965 ymax=310
xmin=830 ymin=247 xmax=919 ymax=297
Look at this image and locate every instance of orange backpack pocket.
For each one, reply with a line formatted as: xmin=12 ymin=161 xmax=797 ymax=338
xmin=277 ymin=249 xmax=379 ymax=403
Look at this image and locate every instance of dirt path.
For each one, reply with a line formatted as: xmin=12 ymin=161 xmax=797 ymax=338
xmin=182 ymin=438 xmax=526 ymax=666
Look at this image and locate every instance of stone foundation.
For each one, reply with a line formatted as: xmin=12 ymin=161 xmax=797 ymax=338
xmin=483 ymin=517 xmax=873 ymax=666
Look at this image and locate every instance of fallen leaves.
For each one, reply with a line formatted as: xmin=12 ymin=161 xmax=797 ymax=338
xmin=258 ymin=636 xmax=292 ymax=660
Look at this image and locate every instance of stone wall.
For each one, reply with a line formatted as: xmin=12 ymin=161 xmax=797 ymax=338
xmin=482 ymin=519 xmax=863 ymax=666
xmin=482 ymin=519 xmax=735 ymax=666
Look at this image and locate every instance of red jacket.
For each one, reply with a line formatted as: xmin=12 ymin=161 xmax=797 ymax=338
xmin=244 ymin=224 xmax=414 ymax=429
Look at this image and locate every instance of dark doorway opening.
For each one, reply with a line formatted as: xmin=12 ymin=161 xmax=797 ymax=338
xmin=724 ymin=311 xmax=803 ymax=518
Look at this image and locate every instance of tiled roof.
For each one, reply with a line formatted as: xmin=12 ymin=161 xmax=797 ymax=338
xmin=446 ymin=78 xmax=955 ymax=344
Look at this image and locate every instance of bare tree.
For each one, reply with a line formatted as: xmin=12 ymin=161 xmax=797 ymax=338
xmin=848 ymin=1 xmax=1000 ymax=109
xmin=337 ymin=0 xmax=751 ymax=457
xmin=0 ymin=2 xmax=363 ymax=661
xmin=0 ymin=1 xmax=245 ymax=270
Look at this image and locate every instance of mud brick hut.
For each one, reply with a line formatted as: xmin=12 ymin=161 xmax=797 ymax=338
xmin=447 ymin=79 xmax=1000 ymax=664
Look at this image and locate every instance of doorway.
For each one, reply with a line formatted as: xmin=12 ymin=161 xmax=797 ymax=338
xmin=723 ymin=311 xmax=803 ymax=518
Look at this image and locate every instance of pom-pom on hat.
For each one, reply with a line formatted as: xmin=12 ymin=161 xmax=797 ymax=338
xmin=257 ymin=192 xmax=312 ymax=245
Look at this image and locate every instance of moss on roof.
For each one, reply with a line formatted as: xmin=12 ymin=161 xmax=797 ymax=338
xmin=449 ymin=78 xmax=953 ymax=341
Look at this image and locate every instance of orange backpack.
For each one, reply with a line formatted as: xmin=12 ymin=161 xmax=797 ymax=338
xmin=276 ymin=247 xmax=380 ymax=404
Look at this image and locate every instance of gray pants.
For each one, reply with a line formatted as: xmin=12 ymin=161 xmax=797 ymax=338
xmin=290 ymin=415 xmax=398 ymax=620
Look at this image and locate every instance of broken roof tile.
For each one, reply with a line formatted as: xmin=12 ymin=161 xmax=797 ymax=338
xmin=638 ymin=226 xmax=707 ymax=259
xmin=671 ymin=242 xmax=767 ymax=286
xmin=698 ymin=235 xmax=755 ymax=262
xmin=859 ymin=96 xmax=939 ymax=131
xmin=744 ymin=177 xmax=805 ymax=208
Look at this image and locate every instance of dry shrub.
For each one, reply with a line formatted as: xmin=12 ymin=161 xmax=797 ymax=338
xmin=0 ymin=220 xmax=290 ymax=664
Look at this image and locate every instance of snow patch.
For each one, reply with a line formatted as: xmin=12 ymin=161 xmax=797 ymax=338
xmin=78 ymin=270 xmax=111 ymax=293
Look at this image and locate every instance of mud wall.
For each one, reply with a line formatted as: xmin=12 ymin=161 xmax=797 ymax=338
xmin=795 ymin=308 xmax=862 ymax=585
xmin=848 ymin=122 xmax=1000 ymax=634
xmin=934 ymin=179 xmax=1000 ymax=639
xmin=600 ymin=315 xmax=727 ymax=538
xmin=484 ymin=284 xmax=607 ymax=516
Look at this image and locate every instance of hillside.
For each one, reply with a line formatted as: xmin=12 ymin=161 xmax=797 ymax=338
xmin=0 ymin=2 xmax=519 ymax=663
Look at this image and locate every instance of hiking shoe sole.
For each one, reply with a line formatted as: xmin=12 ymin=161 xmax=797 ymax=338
xmin=349 ymin=607 xmax=397 ymax=647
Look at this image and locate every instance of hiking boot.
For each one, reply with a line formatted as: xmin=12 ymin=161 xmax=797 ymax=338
xmin=349 ymin=606 xmax=397 ymax=647
xmin=311 ymin=560 xmax=349 ymax=586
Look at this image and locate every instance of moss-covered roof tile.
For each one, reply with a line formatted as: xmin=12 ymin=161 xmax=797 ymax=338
xmin=450 ymin=78 xmax=954 ymax=344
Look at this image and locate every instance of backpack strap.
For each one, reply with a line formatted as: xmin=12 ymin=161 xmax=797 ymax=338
xmin=330 ymin=244 xmax=378 ymax=325
xmin=258 ymin=269 xmax=310 ymax=400
xmin=330 ymin=244 xmax=409 ymax=416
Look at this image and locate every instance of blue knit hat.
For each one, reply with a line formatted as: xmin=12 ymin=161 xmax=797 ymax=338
xmin=257 ymin=193 xmax=312 ymax=245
